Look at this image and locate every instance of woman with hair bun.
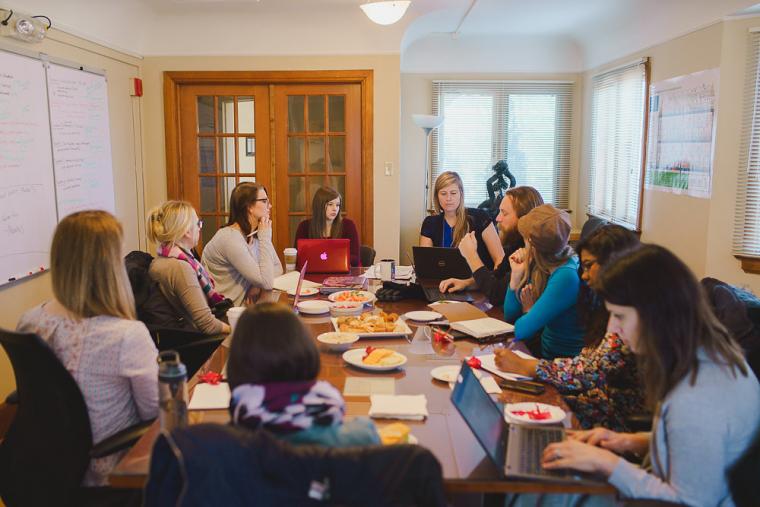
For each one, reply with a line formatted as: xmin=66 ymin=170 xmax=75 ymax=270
xmin=147 ymin=200 xmax=230 ymax=335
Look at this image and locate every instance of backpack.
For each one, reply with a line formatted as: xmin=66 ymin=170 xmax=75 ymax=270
xmin=124 ymin=251 xmax=196 ymax=332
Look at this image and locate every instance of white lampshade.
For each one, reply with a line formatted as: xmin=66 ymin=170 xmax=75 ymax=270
xmin=360 ymin=1 xmax=411 ymax=26
xmin=412 ymin=114 xmax=444 ymax=130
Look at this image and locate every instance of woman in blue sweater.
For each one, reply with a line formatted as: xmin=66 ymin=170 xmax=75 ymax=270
xmin=503 ymin=204 xmax=584 ymax=359
xmin=227 ymin=303 xmax=379 ymax=447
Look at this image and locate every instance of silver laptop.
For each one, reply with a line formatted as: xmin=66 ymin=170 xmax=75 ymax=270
xmin=451 ymin=363 xmax=604 ymax=484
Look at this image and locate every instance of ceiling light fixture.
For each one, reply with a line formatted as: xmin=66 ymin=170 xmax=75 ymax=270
xmin=360 ymin=1 xmax=411 ymax=26
xmin=0 ymin=9 xmax=51 ymax=43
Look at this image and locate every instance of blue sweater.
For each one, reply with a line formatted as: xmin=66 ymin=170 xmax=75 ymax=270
xmin=280 ymin=418 xmax=380 ymax=448
xmin=503 ymin=256 xmax=585 ymax=359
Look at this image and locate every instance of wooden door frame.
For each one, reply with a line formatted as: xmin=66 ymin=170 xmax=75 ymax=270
xmin=163 ymin=70 xmax=374 ymax=246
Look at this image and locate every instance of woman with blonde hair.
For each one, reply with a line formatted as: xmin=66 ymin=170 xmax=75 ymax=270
xmin=16 ymin=210 xmax=158 ymax=486
xmin=147 ymin=200 xmax=230 ymax=335
xmin=503 ymin=204 xmax=585 ymax=359
xmin=294 ymin=186 xmax=360 ymax=266
xmin=202 ymin=182 xmax=283 ymax=305
xmin=439 ymin=186 xmax=544 ymax=306
xmin=420 ymin=171 xmax=504 ymax=270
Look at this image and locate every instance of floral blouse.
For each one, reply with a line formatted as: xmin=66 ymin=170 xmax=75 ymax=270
xmin=535 ymin=333 xmax=644 ymax=431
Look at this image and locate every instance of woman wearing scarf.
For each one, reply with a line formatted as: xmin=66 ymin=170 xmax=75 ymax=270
xmin=227 ymin=303 xmax=379 ymax=447
xmin=147 ymin=200 xmax=230 ymax=335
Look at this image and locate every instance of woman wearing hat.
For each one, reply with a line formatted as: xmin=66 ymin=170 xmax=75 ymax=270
xmin=503 ymin=204 xmax=585 ymax=359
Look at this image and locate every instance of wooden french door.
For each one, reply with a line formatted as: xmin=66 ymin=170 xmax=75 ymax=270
xmin=178 ymin=85 xmax=271 ymax=249
xmin=273 ymin=84 xmax=361 ymax=249
xmin=167 ymin=72 xmax=371 ymax=256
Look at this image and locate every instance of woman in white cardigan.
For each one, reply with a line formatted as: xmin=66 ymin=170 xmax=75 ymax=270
xmin=202 ymin=182 xmax=282 ymax=306
xmin=541 ymin=245 xmax=760 ymax=506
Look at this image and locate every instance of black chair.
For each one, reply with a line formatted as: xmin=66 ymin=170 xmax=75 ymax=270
xmin=0 ymin=329 xmax=152 ymax=507
xmin=145 ymin=423 xmax=446 ymax=507
xmin=147 ymin=325 xmax=224 ymax=377
xmin=360 ymin=244 xmax=376 ymax=267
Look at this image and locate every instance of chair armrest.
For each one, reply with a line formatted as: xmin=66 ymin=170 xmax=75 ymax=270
xmin=626 ymin=412 xmax=654 ymax=433
xmin=90 ymin=419 xmax=156 ymax=458
xmin=5 ymin=391 xmax=17 ymax=404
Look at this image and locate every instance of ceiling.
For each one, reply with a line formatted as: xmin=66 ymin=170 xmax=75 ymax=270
xmin=10 ymin=0 xmax=760 ymax=70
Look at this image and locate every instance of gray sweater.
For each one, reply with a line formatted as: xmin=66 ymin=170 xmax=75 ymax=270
xmin=149 ymin=257 xmax=227 ymax=335
xmin=201 ymin=226 xmax=283 ymax=306
xmin=608 ymin=349 xmax=760 ymax=506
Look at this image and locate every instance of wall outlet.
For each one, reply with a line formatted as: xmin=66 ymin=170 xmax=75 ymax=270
xmin=384 ymin=162 xmax=393 ymax=176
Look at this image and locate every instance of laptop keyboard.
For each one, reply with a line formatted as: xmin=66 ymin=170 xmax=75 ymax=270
xmin=520 ymin=427 xmax=566 ymax=477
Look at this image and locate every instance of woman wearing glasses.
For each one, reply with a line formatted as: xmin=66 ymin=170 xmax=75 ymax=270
xmin=496 ymin=225 xmax=644 ymax=430
xmin=294 ymin=186 xmax=360 ymax=266
xmin=147 ymin=200 xmax=230 ymax=335
xmin=202 ymin=182 xmax=283 ymax=306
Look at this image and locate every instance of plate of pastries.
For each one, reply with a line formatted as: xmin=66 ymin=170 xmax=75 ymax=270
xmin=331 ymin=311 xmax=412 ymax=337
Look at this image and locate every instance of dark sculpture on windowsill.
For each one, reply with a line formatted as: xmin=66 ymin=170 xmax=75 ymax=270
xmin=478 ymin=160 xmax=516 ymax=220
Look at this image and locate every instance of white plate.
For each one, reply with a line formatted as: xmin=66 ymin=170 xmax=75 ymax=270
xmin=504 ymin=402 xmax=566 ymax=425
xmin=404 ymin=310 xmax=443 ymax=322
xmin=331 ymin=316 xmax=412 ymax=338
xmin=329 ymin=301 xmax=365 ymax=316
xmin=430 ymin=364 xmax=461 ymax=383
xmin=287 ymin=286 xmax=319 ymax=297
xmin=316 ymin=331 xmax=360 ymax=352
xmin=342 ymin=348 xmax=407 ymax=371
xmin=327 ymin=290 xmax=376 ymax=305
xmin=296 ymin=300 xmax=331 ymax=315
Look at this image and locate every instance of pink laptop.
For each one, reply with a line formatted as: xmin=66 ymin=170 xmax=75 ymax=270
xmin=296 ymin=239 xmax=350 ymax=273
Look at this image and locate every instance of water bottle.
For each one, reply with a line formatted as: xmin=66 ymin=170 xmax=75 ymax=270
xmin=158 ymin=350 xmax=188 ymax=432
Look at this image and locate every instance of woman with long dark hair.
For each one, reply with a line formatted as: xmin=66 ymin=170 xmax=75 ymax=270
xmin=294 ymin=186 xmax=360 ymax=266
xmin=202 ymin=182 xmax=283 ymax=305
xmin=541 ymin=245 xmax=760 ymax=505
xmin=496 ymin=224 xmax=644 ymax=430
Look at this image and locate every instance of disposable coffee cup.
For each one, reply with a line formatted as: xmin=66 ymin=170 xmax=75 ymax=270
xmin=227 ymin=306 xmax=246 ymax=333
xmin=377 ymin=259 xmax=396 ymax=282
xmin=284 ymin=247 xmax=298 ymax=273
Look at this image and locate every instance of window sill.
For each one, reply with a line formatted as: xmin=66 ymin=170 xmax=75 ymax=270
xmin=736 ymin=255 xmax=760 ymax=275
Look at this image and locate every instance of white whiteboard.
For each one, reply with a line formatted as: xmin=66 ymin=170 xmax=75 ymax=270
xmin=48 ymin=63 xmax=115 ymax=217
xmin=0 ymin=51 xmax=58 ymax=284
xmin=0 ymin=48 xmax=115 ymax=287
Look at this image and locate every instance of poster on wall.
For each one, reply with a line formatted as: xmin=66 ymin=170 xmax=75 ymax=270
xmin=644 ymin=68 xmax=719 ymax=199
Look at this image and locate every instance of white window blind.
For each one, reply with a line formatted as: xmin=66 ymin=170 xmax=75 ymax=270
xmin=587 ymin=60 xmax=648 ymax=230
xmin=734 ymin=31 xmax=760 ymax=258
xmin=431 ymin=81 xmax=573 ymax=209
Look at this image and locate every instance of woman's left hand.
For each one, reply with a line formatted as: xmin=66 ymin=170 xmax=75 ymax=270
xmin=541 ymin=440 xmax=620 ymax=477
xmin=519 ymin=283 xmax=536 ymax=311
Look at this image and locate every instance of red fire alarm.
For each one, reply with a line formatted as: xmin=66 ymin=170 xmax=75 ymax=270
xmin=131 ymin=77 xmax=143 ymax=97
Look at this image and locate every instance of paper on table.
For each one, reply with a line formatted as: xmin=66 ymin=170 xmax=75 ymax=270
xmin=368 ymin=394 xmax=428 ymax=421
xmin=470 ymin=354 xmax=533 ymax=381
xmin=273 ymin=271 xmax=321 ymax=292
xmin=363 ymin=265 xmax=413 ymax=280
xmin=188 ymin=383 xmax=231 ymax=410
xmin=343 ymin=377 xmax=396 ymax=396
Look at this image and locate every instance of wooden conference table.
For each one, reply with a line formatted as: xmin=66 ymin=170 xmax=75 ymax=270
xmin=110 ymin=275 xmax=614 ymax=496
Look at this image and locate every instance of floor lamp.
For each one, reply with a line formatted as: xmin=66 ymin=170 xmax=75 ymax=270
xmin=412 ymin=114 xmax=444 ymax=216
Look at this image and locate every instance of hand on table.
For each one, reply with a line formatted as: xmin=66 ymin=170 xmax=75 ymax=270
xmin=244 ymin=286 xmax=262 ymax=305
xmin=493 ymin=348 xmax=538 ymax=377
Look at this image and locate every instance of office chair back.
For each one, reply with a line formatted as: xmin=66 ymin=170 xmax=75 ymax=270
xmin=0 ymin=329 xmax=92 ymax=507
xmin=360 ymin=245 xmax=376 ymax=267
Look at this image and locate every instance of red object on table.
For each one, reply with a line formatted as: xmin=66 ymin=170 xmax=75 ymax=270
xmin=466 ymin=356 xmax=482 ymax=369
xmin=198 ymin=372 xmax=223 ymax=385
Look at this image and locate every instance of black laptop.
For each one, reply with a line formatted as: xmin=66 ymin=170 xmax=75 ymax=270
xmin=412 ymin=246 xmax=474 ymax=302
xmin=451 ymin=363 xmax=605 ymax=484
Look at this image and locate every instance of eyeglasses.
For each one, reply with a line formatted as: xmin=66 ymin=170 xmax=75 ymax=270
xmin=197 ymin=219 xmax=204 ymax=229
xmin=580 ymin=260 xmax=597 ymax=273
xmin=253 ymin=198 xmax=270 ymax=205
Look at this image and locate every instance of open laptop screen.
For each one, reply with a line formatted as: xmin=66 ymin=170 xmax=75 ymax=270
xmin=451 ymin=363 xmax=508 ymax=470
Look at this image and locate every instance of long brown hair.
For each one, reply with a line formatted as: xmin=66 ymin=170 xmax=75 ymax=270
xmin=308 ymin=186 xmax=343 ymax=239
xmin=227 ymin=181 xmax=267 ymax=237
xmin=598 ymin=244 xmax=747 ymax=408
xmin=51 ymin=210 xmax=136 ymax=320
xmin=227 ymin=303 xmax=320 ymax=389
xmin=433 ymin=171 xmax=469 ymax=247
